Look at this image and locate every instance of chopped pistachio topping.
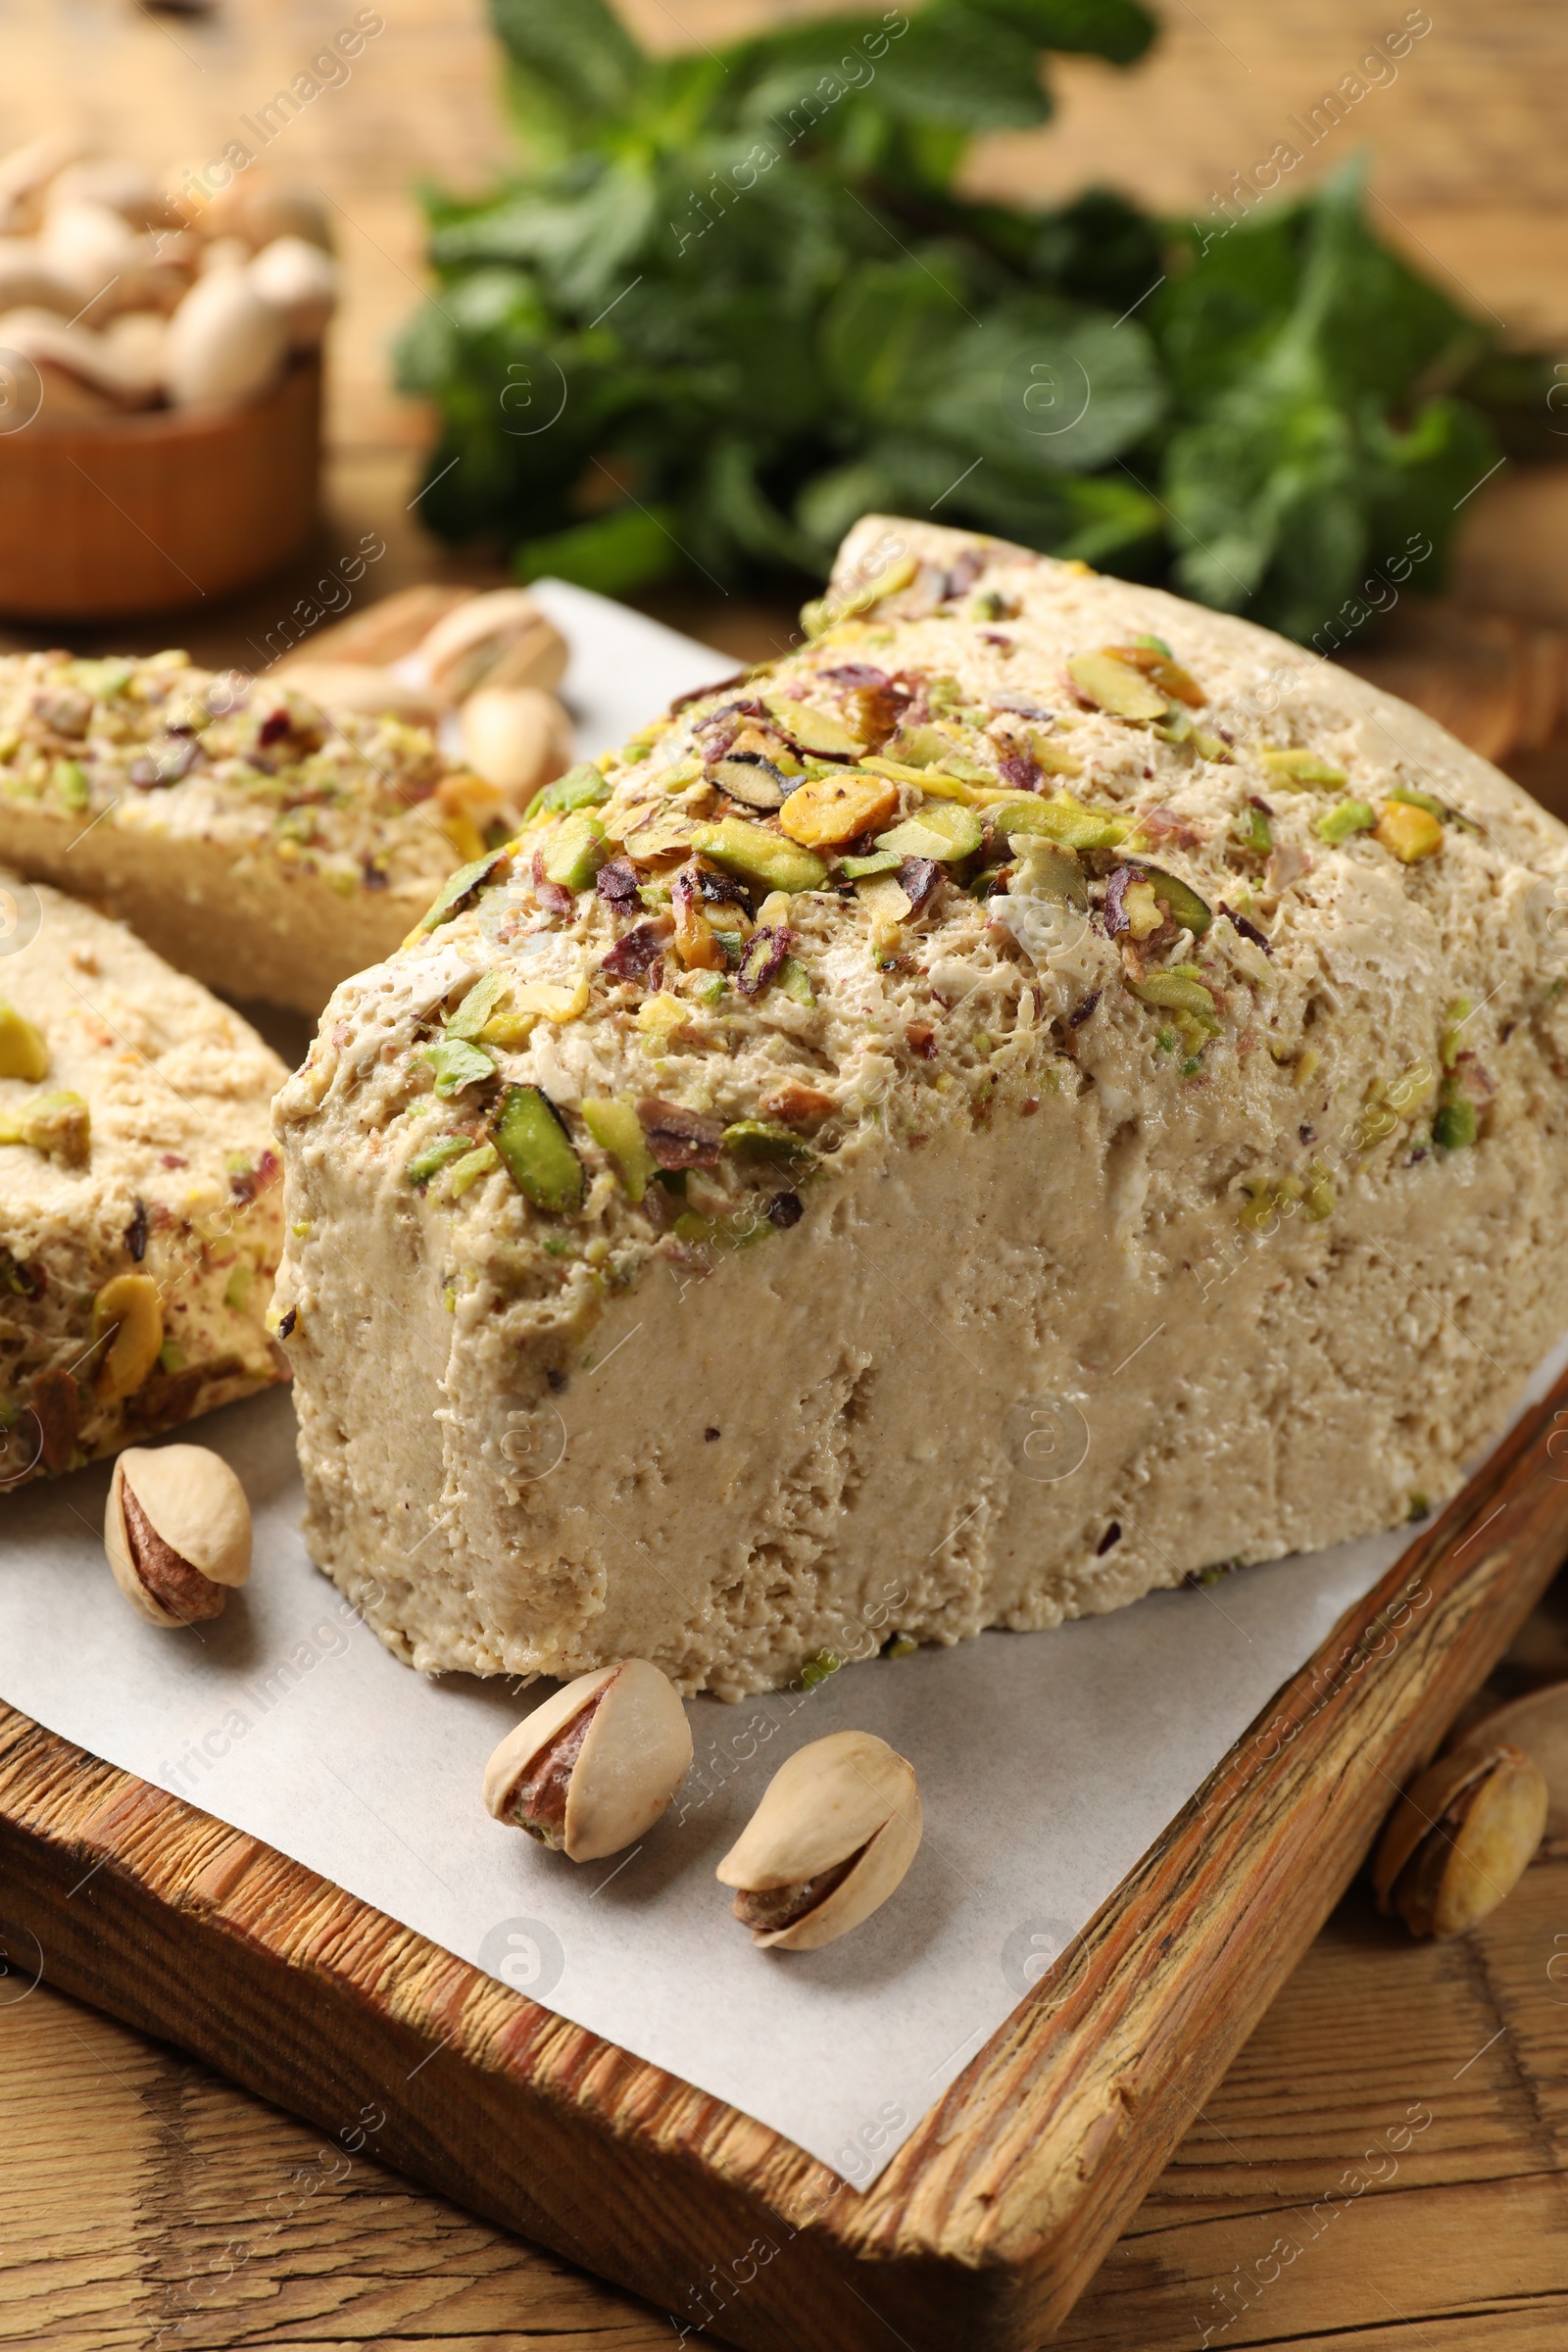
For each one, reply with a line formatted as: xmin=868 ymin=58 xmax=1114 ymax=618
xmin=408 ymin=1133 xmax=474 ymax=1185
xmin=494 ymin=1084 xmax=586 ymax=1213
xmin=0 ymin=1089 xmax=89 ymax=1164
xmin=875 ymin=802 xmax=983 ymax=863
xmin=1129 ymin=970 xmax=1221 ymax=1034
xmin=1433 ymin=1088 xmax=1478 ymax=1151
xmin=536 ymin=762 xmax=612 ymax=814
xmin=692 ymin=816 xmax=828 ymax=894
xmin=542 ymin=812 xmax=608 ymax=891
xmin=0 ymin=1003 xmax=49 ymax=1083
xmin=582 ymin=1097 xmax=660 ymax=1202
xmin=1259 ymin=748 xmax=1348 ymax=789
xmin=1067 ymin=651 xmax=1169 ymax=721
xmin=422 ymin=1036 xmax=497 ymax=1099
xmin=1315 ymin=799 xmax=1378 ymax=845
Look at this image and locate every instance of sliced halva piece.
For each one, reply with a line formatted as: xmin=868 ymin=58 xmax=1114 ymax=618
xmin=0 ymin=648 xmax=526 ymax=1015
xmin=272 ymin=516 xmax=1568 ymax=1696
xmin=1 ymin=870 xmax=287 ymax=1487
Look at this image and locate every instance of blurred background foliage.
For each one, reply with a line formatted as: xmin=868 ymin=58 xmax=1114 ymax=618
xmin=397 ymin=0 xmax=1534 ymax=642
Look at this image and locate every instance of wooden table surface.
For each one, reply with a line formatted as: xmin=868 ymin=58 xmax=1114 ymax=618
xmin=4 ymin=3 xmax=1568 ymax=2345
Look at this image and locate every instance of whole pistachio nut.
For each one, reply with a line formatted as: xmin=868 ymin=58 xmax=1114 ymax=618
xmin=1373 ymin=1740 xmax=1547 ymax=1938
xmin=417 ymin=589 xmax=568 ymax=703
xmin=104 ymin=1446 xmax=253 ymax=1627
xmin=716 ymin=1730 xmax=921 ymax=1951
xmin=1453 ymin=1686 xmax=1568 ymax=1838
xmin=483 ymin=1659 xmax=692 ymax=1862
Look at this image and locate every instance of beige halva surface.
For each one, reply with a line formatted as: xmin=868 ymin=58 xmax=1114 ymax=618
xmin=1 ymin=877 xmax=287 ymax=1485
xmin=273 ymin=516 xmax=1568 ymax=1698
xmin=0 ymin=650 xmax=483 ymax=1015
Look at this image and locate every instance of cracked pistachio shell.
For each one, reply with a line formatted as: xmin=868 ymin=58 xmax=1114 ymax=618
xmin=483 ymin=1659 xmax=692 ymax=1863
xmin=1454 ymin=1688 xmax=1568 ymax=1837
xmin=716 ymin=1730 xmax=921 ymax=1951
xmin=1373 ymin=1740 xmax=1546 ymax=1938
xmin=418 ymin=589 xmax=567 ymax=703
xmin=105 ymin=1446 xmax=252 ymax=1627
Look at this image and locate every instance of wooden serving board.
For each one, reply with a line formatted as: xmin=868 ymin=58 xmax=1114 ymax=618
xmin=4 ymin=1372 xmax=1568 ymax=2352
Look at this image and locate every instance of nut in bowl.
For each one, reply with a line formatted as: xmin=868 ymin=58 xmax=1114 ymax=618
xmin=0 ymin=142 xmax=335 ymax=617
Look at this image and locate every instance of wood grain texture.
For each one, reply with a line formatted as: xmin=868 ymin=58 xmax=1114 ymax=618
xmin=5 ymin=1368 xmax=1568 ymax=2352
xmin=0 ymin=357 xmax=321 ymax=623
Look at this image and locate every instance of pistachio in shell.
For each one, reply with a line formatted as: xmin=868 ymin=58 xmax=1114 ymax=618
xmin=483 ymin=1659 xmax=693 ymax=1863
xmin=716 ymin=1729 xmax=921 ymax=1951
xmin=1452 ymin=1686 xmax=1568 ymax=1838
xmin=105 ymin=1445 xmax=252 ymax=1627
xmin=1372 ymin=1740 xmax=1547 ymax=1938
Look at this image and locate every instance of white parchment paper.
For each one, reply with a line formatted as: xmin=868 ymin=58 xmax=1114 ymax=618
xmin=1 ymin=589 xmax=1554 ymax=2187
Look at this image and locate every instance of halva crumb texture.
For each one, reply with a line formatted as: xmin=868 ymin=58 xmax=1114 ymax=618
xmin=273 ymin=516 xmax=1568 ymax=1698
xmin=1 ymin=874 xmax=288 ymax=1489
xmin=0 ymin=651 xmax=500 ymax=1014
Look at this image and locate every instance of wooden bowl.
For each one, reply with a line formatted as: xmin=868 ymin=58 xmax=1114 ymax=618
xmin=0 ymin=354 xmax=320 ymax=622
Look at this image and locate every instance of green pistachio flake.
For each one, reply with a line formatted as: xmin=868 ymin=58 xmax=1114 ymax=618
xmin=421 ymin=1036 xmax=498 ymax=1098
xmin=1237 ymin=804 xmax=1272 ymax=854
xmin=893 ymin=722 xmax=994 ymax=780
xmin=1387 ymin=782 xmax=1448 ymax=820
xmin=542 ymin=810 xmax=607 ymax=891
xmin=534 ymin=762 xmax=611 ymax=814
xmin=1011 ymin=837 xmax=1089 ymax=907
xmin=54 ymin=760 xmax=89 ymax=810
xmin=721 ymin=1119 xmax=813 ymax=1164
xmin=691 ymin=816 xmax=827 ymax=894
xmin=1132 ymin=861 xmax=1212 ymax=935
xmin=445 ymin=1142 xmax=500 ymax=1197
xmin=1020 ymin=793 xmax=1127 ymax=853
xmin=875 ymin=801 xmax=983 ymax=862
xmin=412 ymin=847 xmax=511 ymax=938
xmin=0 ymin=1002 xmax=49 ymax=1082
xmin=1066 ymin=651 xmax=1168 ymax=721
xmin=985 ymin=797 xmax=1058 ymax=840
xmin=839 ymin=849 xmax=904 ymax=878
xmin=494 ymin=1083 xmax=586 ymax=1212
xmin=446 ymin=969 xmax=510 ymax=1042
xmin=1259 ymin=748 xmax=1348 ymax=790
xmin=1440 ymin=998 xmax=1471 ymax=1071
xmin=408 ymin=1134 xmax=474 ymax=1184
xmin=799 ymin=1648 xmax=840 ymax=1689
xmin=765 ymin=694 xmax=861 ymax=757
xmin=1433 ymin=1089 xmax=1478 ymax=1152
xmin=1129 ymin=970 xmax=1221 ymax=1031
xmin=1314 ymin=799 xmax=1378 ymax=844
xmin=778 ymin=956 xmax=815 ymax=1007
xmin=582 ymin=1096 xmax=659 ymax=1202
xmin=0 ymin=1089 xmax=89 ymax=1163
